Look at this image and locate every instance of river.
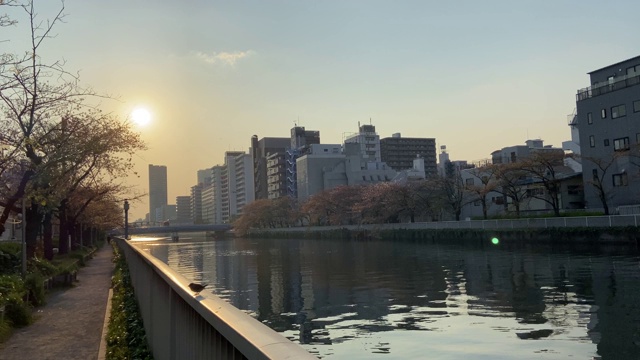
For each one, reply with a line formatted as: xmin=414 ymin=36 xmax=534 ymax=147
xmin=132 ymin=234 xmax=640 ymax=359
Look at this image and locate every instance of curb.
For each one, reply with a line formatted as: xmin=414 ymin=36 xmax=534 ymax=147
xmin=97 ymin=287 xmax=113 ymax=360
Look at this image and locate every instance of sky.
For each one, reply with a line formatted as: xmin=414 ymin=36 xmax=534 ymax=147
xmin=3 ymin=0 xmax=640 ymax=220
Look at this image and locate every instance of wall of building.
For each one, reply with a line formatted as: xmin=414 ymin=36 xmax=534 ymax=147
xmin=576 ymin=56 xmax=640 ymax=210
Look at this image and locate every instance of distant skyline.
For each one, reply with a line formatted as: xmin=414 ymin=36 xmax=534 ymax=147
xmin=4 ymin=1 xmax=640 ymax=219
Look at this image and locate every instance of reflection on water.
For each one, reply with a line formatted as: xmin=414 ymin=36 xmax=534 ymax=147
xmin=134 ymin=234 xmax=640 ymax=359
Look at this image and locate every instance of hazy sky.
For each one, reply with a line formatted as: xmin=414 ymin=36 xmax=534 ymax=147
xmin=4 ymin=0 xmax=640 ymax=219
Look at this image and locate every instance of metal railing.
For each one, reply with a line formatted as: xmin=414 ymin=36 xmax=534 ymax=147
xmin=576 ymin=74 xmax=640 ymax=101
xmin=270 ymin=215 xmax=640 ymax=233
xmin=115 ymin=238 xmax=316 ymax=360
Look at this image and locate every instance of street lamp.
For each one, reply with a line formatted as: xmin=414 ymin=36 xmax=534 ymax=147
xmin=124 ymin=199 xmax=130 ymax=240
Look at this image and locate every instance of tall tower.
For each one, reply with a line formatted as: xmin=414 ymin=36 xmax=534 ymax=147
xmin=148 ymin=164 xmax=168 ymax=222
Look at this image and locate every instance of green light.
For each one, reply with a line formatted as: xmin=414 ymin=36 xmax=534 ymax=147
xmin=491 ymin=237 xmax=499 ymax=245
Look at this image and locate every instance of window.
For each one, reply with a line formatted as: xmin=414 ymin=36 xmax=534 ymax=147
xmin=634 ymin=100 xmax=640 ymax=113
xmin=465 ymin=178 xmax=474 ymax=186
xmin=587 ymin=112 xmax=593 ymax=124
xmin=473 ymin=200 xmax=481 ymax=206
xmin=628 ymin=65 xmax=640 ymax=76
xmin=611 ymin=104 xmax=626 ymax=119
xmin=613 ymin=173 xmax=628 ymax=187
xmin=601 ymin=109 xmax=607 ymax=118
xmin=568 ymin=185 xmax=582 ymax=195
xmin=613 ymin=137 xmax=630 ymax=151
xmin=592 ymin=169 xmax=598 ymax=181
xmin=589 ymin=135 xmax=595 ymax=147
xmin=604 ymin=139 xmax=610 ymax=146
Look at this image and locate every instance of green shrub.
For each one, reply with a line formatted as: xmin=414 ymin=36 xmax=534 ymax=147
xmin=0 ymin=275 xmax=24 ymax=305
xmin=106 ymin=244 xmax=153 ymax=360
xmin=0 ymin=250 xmax=20 ymax=275
xmin=4 ymin=293 xmax=32 ymax=327
xmin=24 ymin=273 xmax=46 ymax=307
xmin=0 ymin=318 xmax=11 ymax=343
xmin=0 ymin=243 xmax=21 ymax=255
xmin=28 ymin=257 xmax=58 ymax=277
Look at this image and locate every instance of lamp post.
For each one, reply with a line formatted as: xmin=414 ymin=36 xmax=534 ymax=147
xmin=21 ymin=196 xmax=26 ymax=278
xmin=124 ymin=199 xmax=130 ymax=240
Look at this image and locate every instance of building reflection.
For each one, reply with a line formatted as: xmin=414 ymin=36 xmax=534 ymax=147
xmin=143 ymin=237 xmax=640 ymax=359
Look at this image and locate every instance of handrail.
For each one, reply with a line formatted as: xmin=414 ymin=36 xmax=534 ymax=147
xmin=115 ymin=238 xmax=316 ymax=360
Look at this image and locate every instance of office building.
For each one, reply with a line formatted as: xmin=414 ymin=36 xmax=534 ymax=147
xmin=148 ymin=164 xmax=167 ymax=222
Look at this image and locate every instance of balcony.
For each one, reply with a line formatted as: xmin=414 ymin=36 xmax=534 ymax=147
xmin=576 ymin=73 xmax=640 ymax=101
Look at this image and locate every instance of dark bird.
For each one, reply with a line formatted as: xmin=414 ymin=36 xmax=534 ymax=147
xmin=188 ymin=282 xmax=208 ymax=295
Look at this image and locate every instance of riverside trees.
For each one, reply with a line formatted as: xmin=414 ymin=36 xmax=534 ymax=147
xmin=0 ymin=1 xmax=145 ymax=258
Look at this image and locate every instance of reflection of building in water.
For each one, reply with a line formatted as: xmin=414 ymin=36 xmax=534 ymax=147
xmin=149 ymin=238 xmax=640 ymax=359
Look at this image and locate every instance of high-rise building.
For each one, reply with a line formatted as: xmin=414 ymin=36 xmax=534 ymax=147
xmin=176 ymin=196 xmax=191 ymax=224
xmin=267 ymin=152 xmax=287 ymax=199
xmin=251 ymin=136 xmax=290 ymax=200
xmin=148 ymin=164 xmax=167 ymax=222
xmin=190 ymin=184 xmax=203 ymax=224
xmin=574 ymin=55 xmax=640 ymax=209
xmin=202 ymin=165 xmax=225 ymax=224
xmin=380 ymin=133 xmax=437 ymax=176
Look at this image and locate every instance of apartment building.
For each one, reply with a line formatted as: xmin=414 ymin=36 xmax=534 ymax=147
xmin=380 ymin=133 xmax=437 ymax=176
xmin=575 ymin=55 xmax=640 ymax=210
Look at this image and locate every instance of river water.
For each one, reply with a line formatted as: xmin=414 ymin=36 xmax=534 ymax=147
xmin=133 ymin=234 xmax=640 ymax=359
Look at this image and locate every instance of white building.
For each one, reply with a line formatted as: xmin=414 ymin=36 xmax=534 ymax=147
xmin=344 ymin=123 xmax=381 ymax=163
xmin=296 ymin=143 xmax=397 ymax=201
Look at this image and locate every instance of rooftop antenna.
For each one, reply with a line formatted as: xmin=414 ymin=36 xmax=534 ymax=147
xmin=370 ymin=117 xmax=372 ymax=125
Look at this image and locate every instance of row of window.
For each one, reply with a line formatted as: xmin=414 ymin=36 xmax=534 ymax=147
xmin=588 ymin=135 xmax=640 ymax=150
xmin=586 ymin=100 xmax=640 ymax=124
xmin=592 ymin=169 xmax=629 ymax=187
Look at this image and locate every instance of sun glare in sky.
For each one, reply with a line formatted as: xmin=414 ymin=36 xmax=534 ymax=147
xmin=131 ymin=107 xmax=152 ymax=127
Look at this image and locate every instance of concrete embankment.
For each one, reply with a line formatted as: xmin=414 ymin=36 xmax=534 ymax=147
xmin=249 ymin=220 xmax=640 ymax=245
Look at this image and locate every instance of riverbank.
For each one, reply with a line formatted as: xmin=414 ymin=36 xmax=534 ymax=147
xmin=249 ymin=215 xmax=640 ymax=245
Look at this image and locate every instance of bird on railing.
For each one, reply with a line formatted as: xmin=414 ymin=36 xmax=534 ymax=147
xmin=188 ymin=282 xmax=208 ymax=295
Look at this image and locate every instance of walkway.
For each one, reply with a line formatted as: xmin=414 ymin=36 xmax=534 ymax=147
xmin=0 ymin=245 xmax=113 ymax=360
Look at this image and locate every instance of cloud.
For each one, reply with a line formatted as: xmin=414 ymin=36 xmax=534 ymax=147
xmin=194 ymin=50 xmax=255 ymax=66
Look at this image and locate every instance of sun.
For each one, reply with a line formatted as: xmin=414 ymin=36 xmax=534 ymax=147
xmin=131 ymin=107 xmax=152 ymax=126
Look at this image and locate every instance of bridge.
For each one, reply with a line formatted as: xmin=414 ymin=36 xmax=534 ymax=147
xmin=113 ymin=223 xmax=233 ymax=236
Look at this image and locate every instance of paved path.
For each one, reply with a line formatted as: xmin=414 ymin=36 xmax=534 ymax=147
xmin=0 ymin=245 xmax=113 ymax=360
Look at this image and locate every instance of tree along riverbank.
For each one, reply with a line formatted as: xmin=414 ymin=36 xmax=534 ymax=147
xmin=248 ymin=226 xmax=640 ymax=245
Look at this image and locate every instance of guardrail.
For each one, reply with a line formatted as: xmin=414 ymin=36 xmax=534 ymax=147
xmin=114 ymin=238 xmax=316 ymax=360
xmin=270 ymin=215 xmax=640 ymax=233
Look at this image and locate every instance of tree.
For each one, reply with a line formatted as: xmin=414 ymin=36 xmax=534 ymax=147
xmin=0 ymin=2 xmax=145 ymax=260
xmin=521 ymin=150 xmax=565 ymax=217
xmin=464 ymin=164 xmax=499 ymax=220
xmin=439 ymin=161 xmax=469 ymax=221
xmin=581 ymin=150 xmax=640 ymax=215
xmin=494 ymin=162 xmax=529 ymax=218
xmin=0 ymin=0 xmax=86 ymax=236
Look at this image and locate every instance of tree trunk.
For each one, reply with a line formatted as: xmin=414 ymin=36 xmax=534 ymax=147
xmin=43 ymin=212 xmax=54 ymax=260
xmin=70 ymin=223 xmax=78 ymax=251
xmin=25 ymin=201 xmax=39 ymax=259
xmin=58 ymin=201 xmax=69 ymax=254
